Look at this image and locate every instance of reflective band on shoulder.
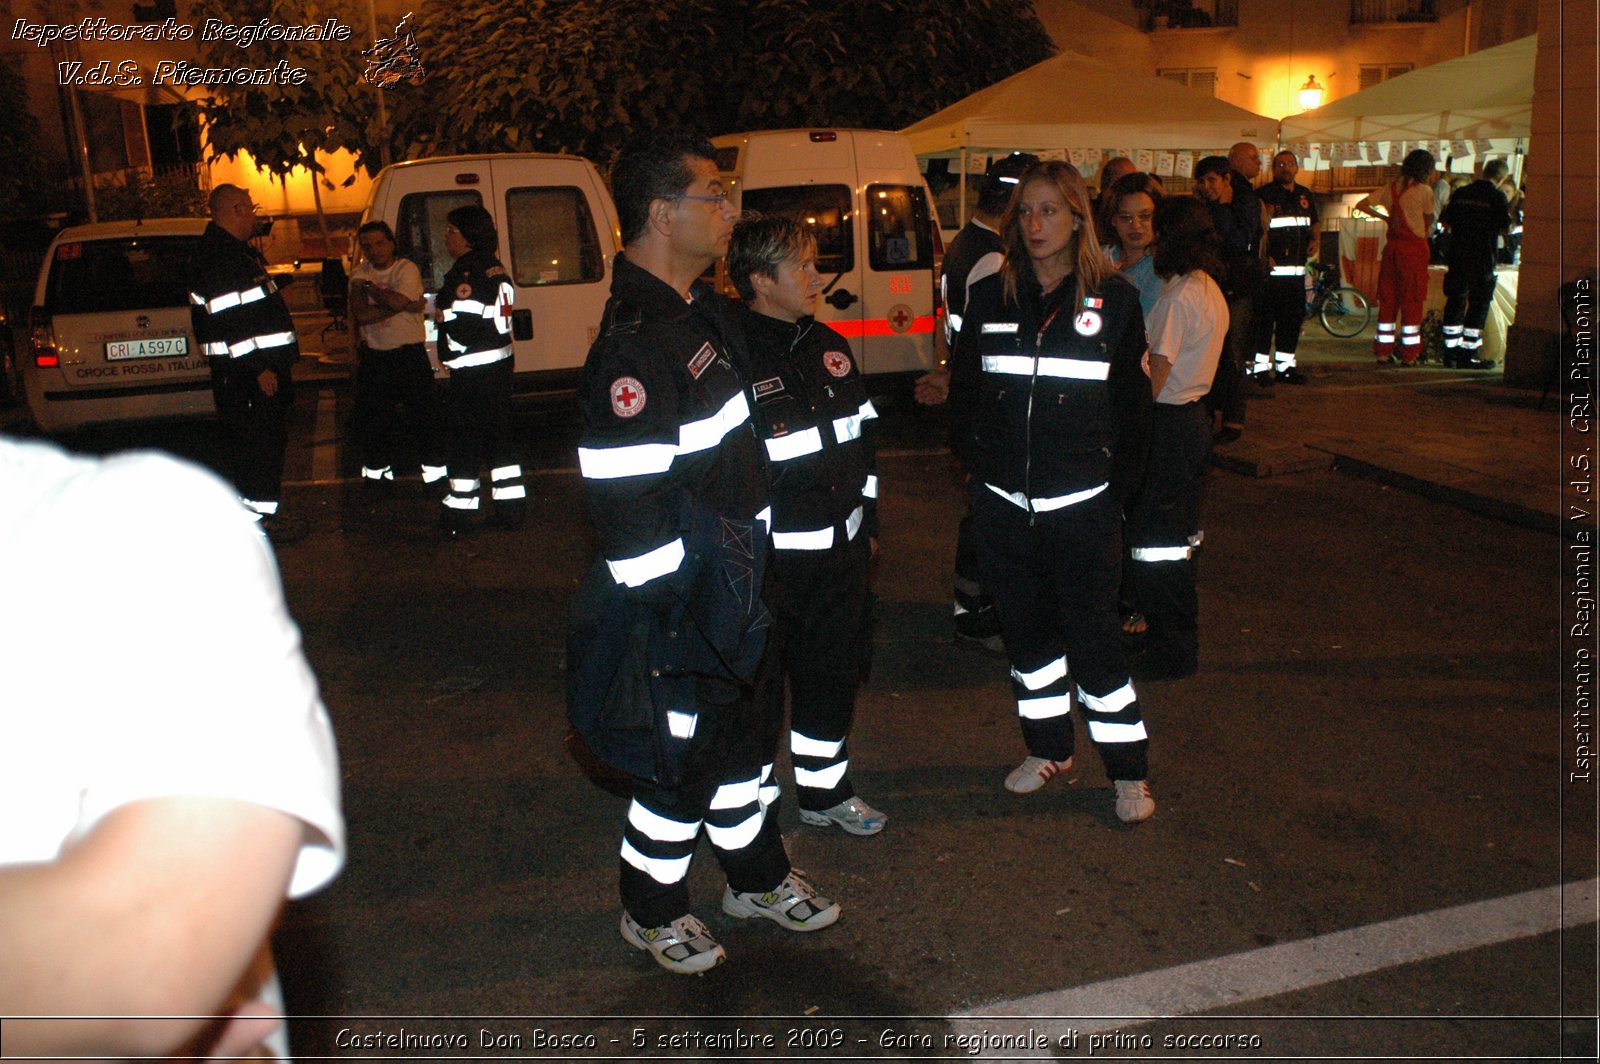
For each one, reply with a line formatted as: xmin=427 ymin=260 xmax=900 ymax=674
xmin=607 ymin=537 xmax=685 ymax=587
xmin=1018 ymin=692 xmax=1073 ymax=720
xmin=1271 ymin=265 xmax=1307 ymax=276
xmin=704 ymin=809 xmax=765 ymax=850
xmin=1031 ymin=481 xmax=1108 ymax=512
xmin=1132 ymin=544 xmax=1193 ymax=561
xmin=791 ymin=731 xmax=844 ymax=758
xmin=794 ymin=761 xmax=849 ymax=790
xmin=709 ymin=775 xmax=761 ymax=811
xmin=491 ymin=465 xmax=521 ymax=481
xmin=679 ymin=390 xmax=750 ymax=455
xmin=1086 ymin=719 xmax=1148 ymax=744
xmin=666 ymin=710 xmax=699 ymax=740
xmin=627 ymin=799 xmax=700 ymax=843
xmin=579 ymin=442 xmax=676 ymax=480
xmin=1078 ymin=682 xmax=1136 ymax=715
xmin=863 ymin=473 xmax=879 ymax=499
xmin=773 ymin=525 xmax=835 ymax=551
xmin=1036 ymin=357 xmax=1110 ymax=381
xmin=443 ymin=345 xmax=512 ymax=369
xmin=983 ymin=354 xmax=1036 ymax=376
xmin=620 ymin=840 xmax=691 ymax=885
xmin=765 ymin=426 xmax=823 ymax=462
xmin=845 ymin=505 xmax=864 ymax=541
xmin=1012 ymin=656 xmax=1068 ymax=691
xmin=982 ymin=322 xmax=1019 ymax=333
xmin=1269 ymin=216 xmax=1312 ymax=228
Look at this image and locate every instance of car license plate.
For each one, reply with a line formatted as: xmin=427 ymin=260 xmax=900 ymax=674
xmin=105 ymin=336 xmax=188 ymax=361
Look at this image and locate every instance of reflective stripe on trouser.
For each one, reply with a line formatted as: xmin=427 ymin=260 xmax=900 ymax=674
xmin=1125 ymin=402 xmax=1209 ymax=673
xmin=1442 ymin=324 xmax=1464 ymax=349
xmin=211 ymin=361 xmax=290 ymax=516
xmin=970 ymin=482 xmax=1148 ymax=779
xmin=441 ymin=358 xmax=522 ymax=523
xmin=767 ymin=534 xmax=873 ymax=811
xmin=1251 ymin=275 xmax=1306 ymax=369
xmin=620 ymin=702 xmax=790 ymax=929
xmin=352 ymin=341 xmax=446 ymax=481
xmin=1442 ymin=265 xmax=1498 ymax=349
xmin=1374 ymin=235 xmax=1430 ymax=359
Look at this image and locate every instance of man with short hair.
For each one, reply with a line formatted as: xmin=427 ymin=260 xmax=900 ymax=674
xmin=568 ymin=131 xmax=840 ymax=976
xmin=187 ymin=184 xmax=300 ymax=534
xmin=349 ymin=220 xmax=445 ymax=488
xmin=1252 ymin=150 xmax=1320 ymax=384
xmin=1437 ymin=159 xmax=1512 ymax=369
xmin=1194 ymin=154 xmax=1259 ymax=442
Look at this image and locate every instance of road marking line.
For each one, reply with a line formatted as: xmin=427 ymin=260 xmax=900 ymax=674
xmin=951 ymin=878 xmax=1597 ymax=1053
xmin=311 ymin=388 xmax=337 ymax=484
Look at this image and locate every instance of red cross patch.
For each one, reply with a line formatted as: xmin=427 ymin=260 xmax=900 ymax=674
xmin=610 ymin=376 xmax=646 ymax=418
xmin=823 ymin=350 xmax=852 ymax=377
xmin=455 ymin=282 xmax=473 ymax=300
xmin=1074 ymin=309 xmax=1103 ymax=336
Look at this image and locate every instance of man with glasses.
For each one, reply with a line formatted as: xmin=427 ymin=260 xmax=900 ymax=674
xmin=1252 ymin=150 xmax=1319 ymax=384
xmin=187 ymin=184 xmax=301 ymax=539
xmin=568 ymin=131 xmax=840 ymax=976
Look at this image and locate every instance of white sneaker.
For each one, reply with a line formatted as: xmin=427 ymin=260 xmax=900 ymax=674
xmin=1005 ymin=755 xmax=1073 ymax=794
xmin=620 ymin=912 xmax=726 ymax=974
xmin=1114 ymin=779 xmax=1156 ymax=823
xmin=799 ymin=797 xmax=888 ymax=836
xmin=721 ymin=870 xmax=840 ymax=932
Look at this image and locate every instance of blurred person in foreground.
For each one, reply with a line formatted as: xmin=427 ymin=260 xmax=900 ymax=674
xmin=0 ymin=434 xmax=345 ymax=1061
xmin=728 ymin=216 xmax=886 ymax=838
xmin=948 ymin=160 xmax=1155 ymax=823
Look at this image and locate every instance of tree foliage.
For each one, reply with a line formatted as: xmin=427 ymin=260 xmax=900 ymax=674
xmin=0 ymin=56 xmax=46 ymax=222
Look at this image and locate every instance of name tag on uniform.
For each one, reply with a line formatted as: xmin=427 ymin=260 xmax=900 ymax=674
xmin=753 ymin=376 xmax=785 ymax=399
xmin=982 ymin=322 xmax=1019 ymax=334
xmin=687 ymin=342 xmax=717 ymax=379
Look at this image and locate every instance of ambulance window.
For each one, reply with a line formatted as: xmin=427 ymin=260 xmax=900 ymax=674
xmin=395 ymin=190 xmax=482 ymax=291
xmin=46 ymin=236 xmax=198 ymax=313
xmin=866 ymin=185 xmax=933 ymax=271
xmin=740 ymin=185 xmax=853 ymax=274
xmin=505 ymin=186 xmax=604 ymax=286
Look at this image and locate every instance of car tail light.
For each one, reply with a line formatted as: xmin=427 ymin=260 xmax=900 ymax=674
xmin=29 ymin=305 xmax=58 ymax=368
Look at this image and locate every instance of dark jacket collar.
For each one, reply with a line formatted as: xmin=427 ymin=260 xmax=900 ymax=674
xmin=612 ymin=253 xmax=716 ymax=323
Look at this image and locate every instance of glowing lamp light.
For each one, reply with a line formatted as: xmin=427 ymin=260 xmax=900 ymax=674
xmin=1299 ymin=74 xmax=1325 ymax=111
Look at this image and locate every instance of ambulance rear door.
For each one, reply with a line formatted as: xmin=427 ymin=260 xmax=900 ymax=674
xmin=846 ymin=130 xmax=938 ymax=375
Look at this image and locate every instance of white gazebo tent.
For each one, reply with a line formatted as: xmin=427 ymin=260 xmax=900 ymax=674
xmin=901 ymin=50 xmax=1275 ymax=225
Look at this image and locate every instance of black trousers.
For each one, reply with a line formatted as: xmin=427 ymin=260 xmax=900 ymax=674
xmin=1251 ymin=276 xmax=1307 ymax=366
xmin=352 ymin=342 xmax=444 ymax=477
xmin=1442 ymin=265 xmax=1498 ymax=334
xmin=953 ymin=505 xmax=1001 ymax=638
xmin=620 ymin=656 xmax=790 ymax=928
xmin=971 ymin=483 xmax=1149 ymax=780
xmin=764 ymin=533 xmax=873 ymax=811
xmin=1125 ymin=402 xmax=1211 ymax=671
xmin=1205 ymin=293 xmax=1251 ymax=426
xmin=441 ymin=358 xmax=525 ymax=523
xmin=210 ymin=359 xmax=292 ymax=514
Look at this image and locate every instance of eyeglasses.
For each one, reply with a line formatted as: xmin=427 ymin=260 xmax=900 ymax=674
xmin=1114 ymin=212 xmax=1154 ymax=225
xmin=676 ymin=191 xmax=730 ymax=206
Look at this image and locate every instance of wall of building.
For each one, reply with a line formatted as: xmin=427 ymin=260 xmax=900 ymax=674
xmin=1503 ymin=0 xmax=1596 ymax=387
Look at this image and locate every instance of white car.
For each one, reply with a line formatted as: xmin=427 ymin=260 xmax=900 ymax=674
xmin=23 ymin=218 xmax=215 ymax=433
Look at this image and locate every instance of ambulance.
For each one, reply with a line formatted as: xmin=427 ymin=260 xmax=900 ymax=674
xmin=711 ymin=129 xmax=942 ymax=377
xmin=357 ymin=153 xmax=622 ymax=388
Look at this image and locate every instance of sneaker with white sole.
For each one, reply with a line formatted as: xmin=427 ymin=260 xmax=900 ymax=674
xmin=799 ymin=797 xmax=888 ymax=836
xmin=1114 ymin=779 xmax=1156 ymax=823
xmin=1004 ymin=755 xmax=1073 ymax=794
xmin=620 ymin=912 xmax=726 ymax=974
xmin=721 ymin=870 xmax=840 ymax=932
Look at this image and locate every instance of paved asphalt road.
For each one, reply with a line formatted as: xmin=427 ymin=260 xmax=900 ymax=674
xmin=3 ymin=378 xmax=1592 ymax=1062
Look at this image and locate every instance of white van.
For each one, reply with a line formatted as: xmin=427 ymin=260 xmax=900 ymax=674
xmin=23 ymin=218 xmax=214 ymax=433
xmin=358 ymin=153 xmax=622 ymax=388
xmin=711 ymin=129 xmax=941 ymax=377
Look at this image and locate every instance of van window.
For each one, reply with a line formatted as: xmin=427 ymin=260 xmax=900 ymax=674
xmin=505 ymin=186 xmax=604 ymax=286
xmin=46 ymin=236 xmax=199 ymax=314
xmin=396 ymin=190 xmax=482 ymax=291
xmin=866 ymin=184 xmax=933 ymax=271
xmin=740 ymin=185 xmax=854 ymax=274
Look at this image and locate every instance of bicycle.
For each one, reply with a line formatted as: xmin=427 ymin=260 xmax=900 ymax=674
xmin=1305 ymin=260 xmax=1372 ymax=338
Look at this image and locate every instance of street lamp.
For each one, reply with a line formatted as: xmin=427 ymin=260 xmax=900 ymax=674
xmin=1298 ymin=74 xmax=1325 ymax=111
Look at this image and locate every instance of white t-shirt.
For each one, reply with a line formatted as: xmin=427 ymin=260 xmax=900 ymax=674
xmin=351 ymin=256 xmax=425 ymax=350
xmin=1147 ymin=271 xmax=1228 ymax=406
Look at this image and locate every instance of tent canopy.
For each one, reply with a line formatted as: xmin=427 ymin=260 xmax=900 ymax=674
xmin=1280 ymin=34 xmax=1535 ymax=145
xmin=901 ymin=50 xmax=1274 ymax=156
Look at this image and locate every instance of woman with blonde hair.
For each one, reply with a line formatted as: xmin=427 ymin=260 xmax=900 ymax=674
xmin=948 ymin=161 xmax=1156 ymax=823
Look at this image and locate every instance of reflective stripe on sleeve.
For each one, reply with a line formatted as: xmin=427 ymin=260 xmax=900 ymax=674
xmin=578 ymin=442 xmax=677 ymax=480
xmin=1131 ymin=544 xmax=1193 ymax=562
xmin=863 ymin=473 xmax=878 ymax=499
xmin=606 ymin=537 xmax=685 ymax=587
xmin=845 ymin=505 xmax=864 ymax=541
xmin=208 ymin=331 xmax=296 ymax=359
xmin=202 ymin=283 xmax=272 ymax=314
xmin=678 ymin=390 xmax=751 ymax=455
xmin=765 ymin=426 xmax=823 ymax=463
